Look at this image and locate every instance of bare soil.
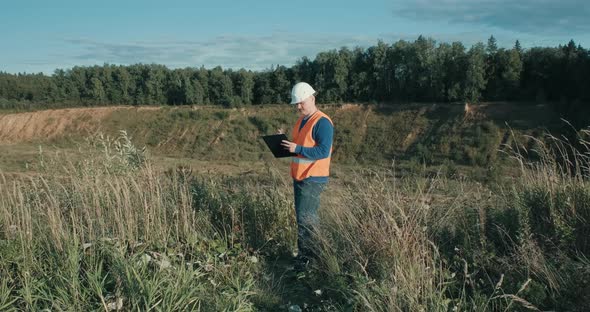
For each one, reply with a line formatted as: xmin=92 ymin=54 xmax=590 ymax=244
xmin=0 ymin=106 xmax=159 ymax=144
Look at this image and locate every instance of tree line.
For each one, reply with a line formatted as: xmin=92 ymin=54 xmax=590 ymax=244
xmin=1 ymin=36 xmax=589 ymax=125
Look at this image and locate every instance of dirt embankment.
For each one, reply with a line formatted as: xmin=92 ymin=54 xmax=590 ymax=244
xmin=0 ymin=106 xmax=158 ymax=144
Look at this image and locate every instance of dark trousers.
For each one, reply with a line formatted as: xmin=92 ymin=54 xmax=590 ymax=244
xmin=293 ymin=180 xmax=326 ymax=258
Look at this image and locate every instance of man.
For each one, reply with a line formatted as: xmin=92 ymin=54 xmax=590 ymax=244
xmin=280 ymin=82 xmax=333 ymax=268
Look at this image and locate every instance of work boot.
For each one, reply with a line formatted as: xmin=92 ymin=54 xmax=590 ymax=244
xmin=293 ymin=254 xmax=310 ymax=272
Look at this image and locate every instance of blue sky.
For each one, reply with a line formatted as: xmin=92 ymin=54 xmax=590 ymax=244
xmin=1 ymin=0 xmax=588 ymax=74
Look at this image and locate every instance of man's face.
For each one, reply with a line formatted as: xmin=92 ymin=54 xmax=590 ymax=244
xmin=295 ymin=96 xmax=315 ymax=116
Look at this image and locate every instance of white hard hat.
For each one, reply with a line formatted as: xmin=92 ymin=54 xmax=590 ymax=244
xmin=290 ymin=82 xmax=316 ymax=104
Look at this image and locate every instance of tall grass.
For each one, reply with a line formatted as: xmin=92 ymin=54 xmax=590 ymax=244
xmin=1 ymin=127 xmax=589 ymax=310
xmin=498 ymin=127 xmax=590 ymax=308
xmin=509 ymin=127 xmax=590 ymax=255
xmin=306 ymin=168 xmax=541 ymax=311
xmin=304 ymin=126 xmax=590 ymax=310
xmin=0 ymin=132 xmax=271 ymax=310
xmin=315 ymin=172 xmax=450 ymax=311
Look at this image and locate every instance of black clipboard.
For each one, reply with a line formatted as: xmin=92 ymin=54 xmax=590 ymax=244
xmin=261 ymin=134 xmax=297 ymax=158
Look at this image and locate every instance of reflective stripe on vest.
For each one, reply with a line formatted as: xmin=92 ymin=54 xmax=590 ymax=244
xmin=290 ymin=111 xmax=333 ymax=181
xmin=291 ymin=157 xmax=315 ymax=164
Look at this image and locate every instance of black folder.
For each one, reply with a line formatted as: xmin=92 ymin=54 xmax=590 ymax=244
xmin=261 ymin=134 xmax=297 ymax=158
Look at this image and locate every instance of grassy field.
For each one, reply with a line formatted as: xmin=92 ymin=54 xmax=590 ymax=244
xmin=1 ymin=104 xmax=589 ymax=311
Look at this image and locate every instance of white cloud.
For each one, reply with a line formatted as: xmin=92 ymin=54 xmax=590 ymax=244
xmin=60 ymin=33 xmax=381 ymax=71
xmin=395 ymin=0 xmax=590 ymax=35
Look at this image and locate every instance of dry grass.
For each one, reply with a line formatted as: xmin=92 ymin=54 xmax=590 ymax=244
xmin=0 ymin=132 xmax=263 ymax=310
xmin=1 ymin=127 xmax=589 ymax=310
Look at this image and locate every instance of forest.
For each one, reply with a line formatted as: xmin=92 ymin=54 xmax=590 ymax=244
xmin=1 ymin=36 xmax=589 ymax=127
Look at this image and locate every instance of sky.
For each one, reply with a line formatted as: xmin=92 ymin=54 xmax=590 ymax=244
xmin=1 ymin=0 xmax=588 ymax=75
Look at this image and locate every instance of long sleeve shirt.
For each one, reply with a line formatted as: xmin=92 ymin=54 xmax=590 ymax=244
xmin=294 ymin=116 xmax=333 ymax=183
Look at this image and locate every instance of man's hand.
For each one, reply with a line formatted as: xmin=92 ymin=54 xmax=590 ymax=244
xmin=281 ymin=140 xmax=297 ymax=153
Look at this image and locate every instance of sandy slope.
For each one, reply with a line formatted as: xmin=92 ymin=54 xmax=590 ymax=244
xmin=0 ymin=106 xmax=158 ymax=144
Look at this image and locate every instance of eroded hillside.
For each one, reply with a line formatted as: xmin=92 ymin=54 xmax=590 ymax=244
xmin=0 ymin=103 xmax=559 ymax=165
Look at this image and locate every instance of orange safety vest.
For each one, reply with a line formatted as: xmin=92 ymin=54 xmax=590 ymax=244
xmin=290 ymin=111 xmax=333 ymax=181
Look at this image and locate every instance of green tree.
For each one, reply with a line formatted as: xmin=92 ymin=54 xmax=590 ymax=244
xmin=412 ymin=36 xmax=437 ymax=101
xmin=464 ymin=42 xmax=487 ymax=103
xmin=500 ymin=46 xmax=523 ymax=100
xmin=292 ymin=56 xmax=314 ymax=84
xmin=521 ymin=47 xmax=558 ymax=102
xmin=388 ymin=40 xmax=411 ymax=102
xmin=135 ymin=64 xmax=167 ymax=105
xmin=312 ymin=49 xmax=350 ymax=102
xmin=335 ymin=47 xmax=353 ymax=100
xmin=514 ymin=40 xmax=522 ymax=54
xmin=444 ymin=42 xmax=467 ymax=101
xmin=89 ymin=77 xmax=106 ymax=104
xmin=484 ymin=35 xmax=500 ymax=100
xmin=312 ymin=51 xmax=334 ymax=102
xmin=209 ymin=66 xmax=234 ymax=107
xmin=69 ymin=67 xmax=89 ymax=104
xmin=432 ymin=43 xmax=452 ymax=102
xmin=191 ymin=78 xmax=205 ymax=104
xmin=348 ymin=47 xmax=370 ymax=101
xmin=166 ymin=69 xmax=189 ymax=105
xmin=195 ymin=67 xmax=210 ymax=104
xmin=114 ymin=66 xmax=133 ymax=104
xmin=271 ymin=65 xmax=290 ymax=103
xmin=367 ymin=40 xmax=389 ymax=101
xmin=253 ymin=71 xmax=274 ymax=104
xmin=234 ymin=69 xmax=255 ymax=105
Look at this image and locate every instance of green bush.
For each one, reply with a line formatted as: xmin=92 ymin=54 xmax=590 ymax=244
xmin=415 ymin=143 xmax=433 ymax=164
xmin=213 ymin=110 xmax=230 ymax=120
xmin=442 ymin=160 xmax=458 ymax=178
xmin=170 ymin=109 xmax=201 ymax=120
xmin=248 ymin=116 xmax=272 ymax=134
xmin=189 ymin=176 xmax=295 ymax=255
xmin=516 ymin=184 xmax=590 ymax=255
